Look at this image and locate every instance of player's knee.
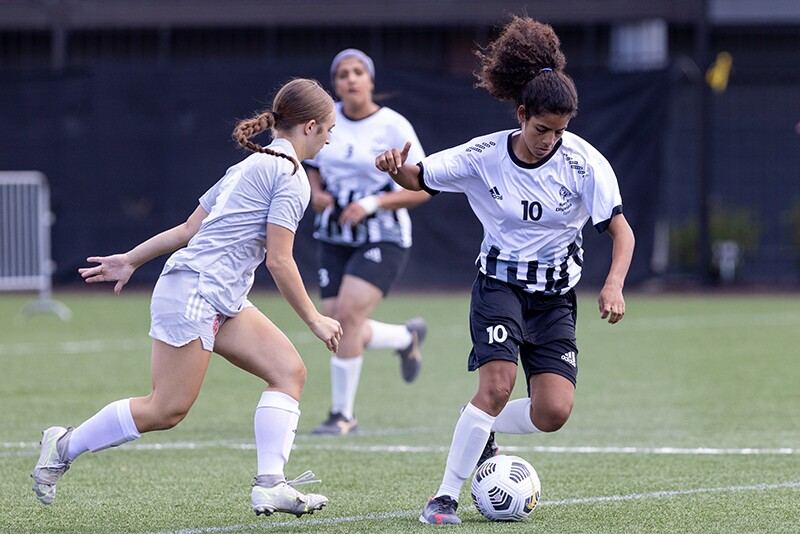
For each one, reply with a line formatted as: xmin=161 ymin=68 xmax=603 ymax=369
xmin=332 ymin=311 xmax=370 ymax=348
xmin=482 ymin=385 xmax=513 ymax=414
xmin=269 ymin=359 xmax=307 ymax=399
xmin=135 ymin=395 xmax=193 ymax=431
xmin=335 ymin=313 xmax=364 ymax=337
xmin=292 ymin=360 xmax=308 ymax=389
xmin=533 ymin=402 xmax=572 ymax=432
xmin=151 ymin=406 xmax=191 ymax=431
xmin=163 ymin=412 xmax=188 ymax=430
xmin=332 ymin=304 xmax=354 ymax=323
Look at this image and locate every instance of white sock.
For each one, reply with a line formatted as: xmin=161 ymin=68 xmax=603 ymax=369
xmin=254 ymin=391 xmax=300 ymax=477
xmin=330 ymin=355 xmax=363 ymax=420
xmin=366 ymin=320 xmax=412 ymax=350
xmin=492 ymin=398 xmax=542 ymax=434
xmin=67 ymin=398 xmax=141 ymax=461
xmin=436 ymin=402 xmax=495 ymax=501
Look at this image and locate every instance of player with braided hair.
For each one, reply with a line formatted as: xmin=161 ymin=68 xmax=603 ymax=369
xmin=31 ymin=78 xmax=342 ymax=517
xmin=376 ymin=16 xmax=635 ymax=524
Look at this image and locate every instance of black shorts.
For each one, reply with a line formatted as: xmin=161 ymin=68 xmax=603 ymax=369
xmin=317 ymin=241 xmax=410 ymax=299
xmin=467 ymin=272 xmax=579 ymax=387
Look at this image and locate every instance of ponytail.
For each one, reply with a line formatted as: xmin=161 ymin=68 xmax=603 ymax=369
xmin=232 ymin=112 xmax=299 ymax=174
xmin=231 ymin=78 xmax=334 ymax=175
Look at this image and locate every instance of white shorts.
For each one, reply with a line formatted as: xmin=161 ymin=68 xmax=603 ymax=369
xmin=149 ymin=270 xmax=253 ymax=351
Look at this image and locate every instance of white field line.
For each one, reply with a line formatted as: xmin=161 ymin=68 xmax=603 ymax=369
xmin=6 ymin=436 xmax=797 ymax=531
xmin=150 ymin=481 xmax=800 ymax=534
xmin=4 ymin=439 xmax=799 ymax=457
xmin=3 ymin=308 xmax=799 ymax=356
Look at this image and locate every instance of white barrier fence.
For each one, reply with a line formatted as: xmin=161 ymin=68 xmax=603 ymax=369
xmin=0 ymin=171 xmax=71 ymax=320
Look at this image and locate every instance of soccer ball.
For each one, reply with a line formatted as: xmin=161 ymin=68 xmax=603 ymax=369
xmin=471 ymin=454 xmax=541 ymax=521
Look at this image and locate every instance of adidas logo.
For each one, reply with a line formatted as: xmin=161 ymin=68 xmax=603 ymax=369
xmin=560 ymin=351 xmax=577 ymax=367
xmin=489 ymin=186 xmax=503 ymax=200
xmin=363 ymin=247 xmax=382 ymax=263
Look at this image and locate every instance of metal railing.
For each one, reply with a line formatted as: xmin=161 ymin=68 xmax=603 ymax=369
xmin=0 ymin=171 xmax=71 ymax=320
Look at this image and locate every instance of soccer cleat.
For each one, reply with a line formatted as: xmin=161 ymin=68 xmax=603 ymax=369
xmin=419 ymin=495 xmax=461 ymax=525
xmin=251 ymin=471 xmax=329 ymax=517
xmin=31 ymin=426 xmax=73 ymax=505
xmin=311 ymin=411 xmax=359 ymax=435
xmin=397 ymin=317 xmax=426 ymax=383
xmin=477 ymin=431 xmax=500 ymax=468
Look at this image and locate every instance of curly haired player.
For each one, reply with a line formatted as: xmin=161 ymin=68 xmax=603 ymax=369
xmin=376 ymin=16 xmax=635 ymax=524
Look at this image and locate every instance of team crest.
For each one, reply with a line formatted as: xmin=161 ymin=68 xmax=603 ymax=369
xmin=556 ymin=186 xmax=573 ymax=214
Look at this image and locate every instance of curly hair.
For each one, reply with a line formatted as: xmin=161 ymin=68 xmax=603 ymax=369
xmin=232 ymin=78 xmax=334 ymax=174
xmin=475 ymin=16 xmax=578 ymax=119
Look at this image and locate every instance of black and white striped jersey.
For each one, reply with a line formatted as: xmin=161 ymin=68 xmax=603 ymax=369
xmin=306 ymin=102 xmax=425 ymax=248
xmin=420 ymin=129 xmax=623 ymax=295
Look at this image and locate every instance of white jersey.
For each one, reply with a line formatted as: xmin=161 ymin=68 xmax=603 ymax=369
xmin=162 ymin=138 xmax=310 ymax=316
xmin=420 ymin=129 xmax=623 ymax=295
xmin=306 ymin=102 xmax=425 ymax=248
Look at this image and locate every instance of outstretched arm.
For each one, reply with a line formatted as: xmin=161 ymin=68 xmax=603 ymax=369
xmin=375 ymin=141 xmax=424 ymax=191
xmin=369 ymin=188 xmax=430 ymax=210
xmin=79 ymin=204 xmax=208 ymax=294
xmin=598 ymin=213 xmax=635 ymax=324
xmin=335 ymin=140 xmax=430 ymax=227
xmin=265 ymin=223 xmax=342 ymax=352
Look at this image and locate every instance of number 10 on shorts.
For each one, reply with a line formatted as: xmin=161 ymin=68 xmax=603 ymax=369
xmin=486 ymin=324 xmax=508 ymax=344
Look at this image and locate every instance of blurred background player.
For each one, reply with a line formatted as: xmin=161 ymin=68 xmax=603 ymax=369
xmin=376 ymin=16 xmax=635 ymax=524
xmin=305 ymin=49 xmax=431 ymax=435
xmin=31 ymin=78 xmax=342 ymax=518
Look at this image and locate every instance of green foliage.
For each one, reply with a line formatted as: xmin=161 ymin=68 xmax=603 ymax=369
xmin=2 ymin=291 xmax=800 ymax=533
xmin=669 ymin=205 xmax=761 ymax=272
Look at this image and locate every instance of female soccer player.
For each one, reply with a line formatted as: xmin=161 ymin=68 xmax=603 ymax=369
xmin=305 ymin=49 xmax=431 ymax=436
xmin=376 ymin=17 xmax=635 ymax=524
xmin=31 ymin=78 xmax=342 ymax=517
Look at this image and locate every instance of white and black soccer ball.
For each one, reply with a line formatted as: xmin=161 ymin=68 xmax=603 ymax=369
xmin=471 ymin=454 xmax=541 ymax=521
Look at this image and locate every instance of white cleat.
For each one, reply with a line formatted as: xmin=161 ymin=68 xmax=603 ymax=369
xmin=31 ymin=426 xmax=72 ymax=505
xmin=251 ymin=471 xmax=328 ymax=518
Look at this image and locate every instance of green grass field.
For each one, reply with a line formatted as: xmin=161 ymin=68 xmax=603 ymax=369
xmin=2 ymin=290 xmax=799 ymax=533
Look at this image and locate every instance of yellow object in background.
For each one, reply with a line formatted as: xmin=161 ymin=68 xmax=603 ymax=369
xmin=705 ymin=51 xmax=733 ymax=93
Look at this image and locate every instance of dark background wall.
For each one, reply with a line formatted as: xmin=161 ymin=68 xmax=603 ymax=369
xmin=0 ymin=62 xmax=667 ymax=291
xmin=1 ymin=0 xmax=799 ymax=291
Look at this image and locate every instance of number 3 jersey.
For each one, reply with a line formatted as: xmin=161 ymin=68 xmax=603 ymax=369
xmin=306 ymin=103 xmax=425 ymax=248
xmin=419 ymin=129 xmax=623 ymax=295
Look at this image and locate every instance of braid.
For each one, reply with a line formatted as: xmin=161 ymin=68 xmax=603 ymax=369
xmin=232 ymin=112 xmax=300 ymax=174
xmin=230 ymin=78 xmax=333 ymax=176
